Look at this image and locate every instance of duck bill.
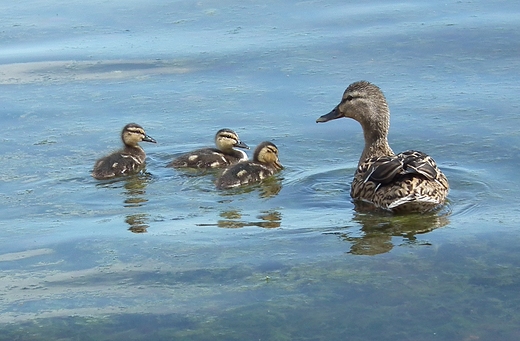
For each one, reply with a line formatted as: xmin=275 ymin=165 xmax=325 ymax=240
xmin=274 ymin=160 xmax=284 ymax=170
xmin=143 ymin=134 xmax=157 ymax=143
xmin=235 ymin=141 xmax=249 ymax=149
xmin=316 ymin=106 xmax=342 ymax=123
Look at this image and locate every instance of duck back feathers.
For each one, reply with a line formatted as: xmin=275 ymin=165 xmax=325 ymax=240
xmin=352 ymin=150 xmax=449 ymax=212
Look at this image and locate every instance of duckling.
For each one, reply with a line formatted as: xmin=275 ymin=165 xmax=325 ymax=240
xmin=316 ymin=81 xmax=449 ymax=213
xmin=168 ymin=128 xmax=249 ymax=169
xmin=92 ymin=123 xmax=156 ymax=180
xmin=216 ymin=141 xmax=283 ymax=189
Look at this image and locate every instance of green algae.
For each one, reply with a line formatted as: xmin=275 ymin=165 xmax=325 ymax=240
xmin=2 ymin=232 xmax=520 ymax=341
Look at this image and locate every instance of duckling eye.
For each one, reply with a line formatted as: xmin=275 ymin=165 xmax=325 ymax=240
xmin=345 ymin=95 xmax=353 ymax=101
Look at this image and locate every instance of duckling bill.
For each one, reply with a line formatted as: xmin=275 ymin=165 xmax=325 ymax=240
xmin=92 ymin=123 xmax=156 ymax=180
xmin=216 ymin=141 xmax=283 ymax=190
xmin=168 ymin=128 xmax=249 ymax=169
xmin=316 ymin=81 xmax=449 ymax=213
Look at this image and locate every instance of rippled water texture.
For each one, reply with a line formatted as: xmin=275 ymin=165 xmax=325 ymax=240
xmin=1 ymin=0 xmax=520 ymax=340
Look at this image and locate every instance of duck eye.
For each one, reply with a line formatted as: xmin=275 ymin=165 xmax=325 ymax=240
xmin=345 ymin=95 xmax=353 ymax=101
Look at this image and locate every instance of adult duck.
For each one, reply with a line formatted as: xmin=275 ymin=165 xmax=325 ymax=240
xmin=316 ymin=81 xmax=449 ymax=213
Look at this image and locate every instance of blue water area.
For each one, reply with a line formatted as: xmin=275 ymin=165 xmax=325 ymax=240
xmin=1 ymin=0 xmax=520 ymax=340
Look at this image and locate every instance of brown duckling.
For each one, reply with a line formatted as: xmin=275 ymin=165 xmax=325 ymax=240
xmin=216 ymin=141 xmax=283 ymax=189
xmin=168 ymin=128 xmax=249 ymax=169
xmin=92 ymin=123 xmax=156 ymax=180
xmin=316 ymin=81 xmax=449 ymax=213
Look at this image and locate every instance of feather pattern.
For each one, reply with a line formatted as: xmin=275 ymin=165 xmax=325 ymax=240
xmin=316 ymin=81 xmax=449 ymax=213
xmin=352 ymin=150 xmax=449 ymax=212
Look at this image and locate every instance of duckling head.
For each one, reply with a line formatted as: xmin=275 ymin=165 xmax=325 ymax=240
xmin=254 ymin=141 xmax=283 ymax=170
xmin=121 ymin=123 xmax=157 ymax=147
xmin=316 ymin=81 xmax=390 ymax=139
xmin=215 ymin=128 xmax=249 ymax=152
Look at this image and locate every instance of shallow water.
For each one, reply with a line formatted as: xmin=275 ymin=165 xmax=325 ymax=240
xmin=1 ymin=0 xmax=520 ymax=340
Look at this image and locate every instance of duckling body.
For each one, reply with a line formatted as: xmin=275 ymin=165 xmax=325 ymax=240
xmin=316 ymin=81 xmax=449 ymax=213
xmin=168 ymin=128 xmax=249 ymax=169
xmin=216 ymin=141 xmax=283 ymax=189
xmin=92 ymin=123 xmax=156 ymax=180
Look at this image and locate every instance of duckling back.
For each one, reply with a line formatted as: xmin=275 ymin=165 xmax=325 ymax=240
xmin=92 ymin=146 xmax=147 ymax=180
xmin=168 ymin=147 xmax=247 ymax=169
xmin=216 ymin=162 xmax=278 ymax=189
xmin=168 ymin=128 xmax=249 ymax=169
xmin=92 ymin=123 xmax=156 ymax=180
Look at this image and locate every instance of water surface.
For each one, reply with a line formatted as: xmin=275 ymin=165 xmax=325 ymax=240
xmin=1 ymin=0 xmax=520 ymax=340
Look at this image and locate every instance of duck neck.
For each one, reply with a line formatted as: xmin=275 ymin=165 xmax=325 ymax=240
xmin=219 ymin=146 xmax=234 ymax=155
xmin=124 ymin=144 xmax=145 ymax=155
xmin=359 ymin=127 xmax=394 ymax=167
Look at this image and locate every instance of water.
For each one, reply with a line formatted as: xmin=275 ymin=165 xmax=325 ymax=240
xmin=1 ymin=0 xmax=520 ymax=339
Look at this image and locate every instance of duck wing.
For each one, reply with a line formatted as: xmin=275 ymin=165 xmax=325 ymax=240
xmin=353 ymin=150 xmax=449 ymax=212
xmin=364 ymin=150 xmax=440 ymax=185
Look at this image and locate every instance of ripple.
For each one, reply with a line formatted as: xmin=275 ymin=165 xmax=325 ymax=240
xmin=0 ymin=60 xmax=194 ymax=85
xmin=279 ymin=166 xmax=353 ymax=209
xmin=441 ymin=165 xmax=495 ymax=218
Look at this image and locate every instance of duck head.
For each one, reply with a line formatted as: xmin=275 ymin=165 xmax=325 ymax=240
xmin=121 ymin=123 xmax=156 ymax=147
xmin=254 ymin=141 xmax=283 ymax=170
xmin=215 ymin=128 xmax=249 ymax=152
xmin=316 ymin=81 xmax=390 ymax=137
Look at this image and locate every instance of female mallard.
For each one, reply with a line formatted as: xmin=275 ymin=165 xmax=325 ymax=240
xmin=168 ymin=128 xmax=249 ymax=169
xmin=92 ymin=123 xmax=156 ymax=180
xmin=316 ymin=81 xmax=449 ymax=213
xmin=216 ymin=141 xmax=283 ymax=189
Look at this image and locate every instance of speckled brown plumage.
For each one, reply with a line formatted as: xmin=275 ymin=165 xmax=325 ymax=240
xmin=168 ymin=128 xmax=249 ymax=169
xmin=216 ymin=141 xmax=283 ymax=189
xmin=92 ymin=123 xmax=156 ymax=180
xmin=316 ymin=81 xmax=449 ymax=213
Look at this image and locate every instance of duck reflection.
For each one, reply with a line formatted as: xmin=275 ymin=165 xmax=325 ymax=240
xmin=218 ymin=176 xmax=283 ymax=199
xmin=123 ymin=173 xmax=152 ymax=207
xmin=197 ymin=209 xmax=282 ymax=229
xmin=328 ymin=205 xmax=451 ymax=255
xmin=125 ymin=213 xmax=150 ymax=233
xmin=123 ymin=173 xmax=152 ymax=233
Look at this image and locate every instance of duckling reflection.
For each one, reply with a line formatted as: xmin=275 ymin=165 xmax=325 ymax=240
xmin=196 ymin=209 xmax=282 ymax=229
xmin=217 ymin=176 xmax=283 ymax=198
xmin=125 ymin=213 xmax=150 ymax=233
xmin=123 ymin=173 xmax=152 ymax=207
xmin=122 ymin=174 xmax=152 ymax=233
xmin=327 ymin=208 xmax=450 ymax=255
